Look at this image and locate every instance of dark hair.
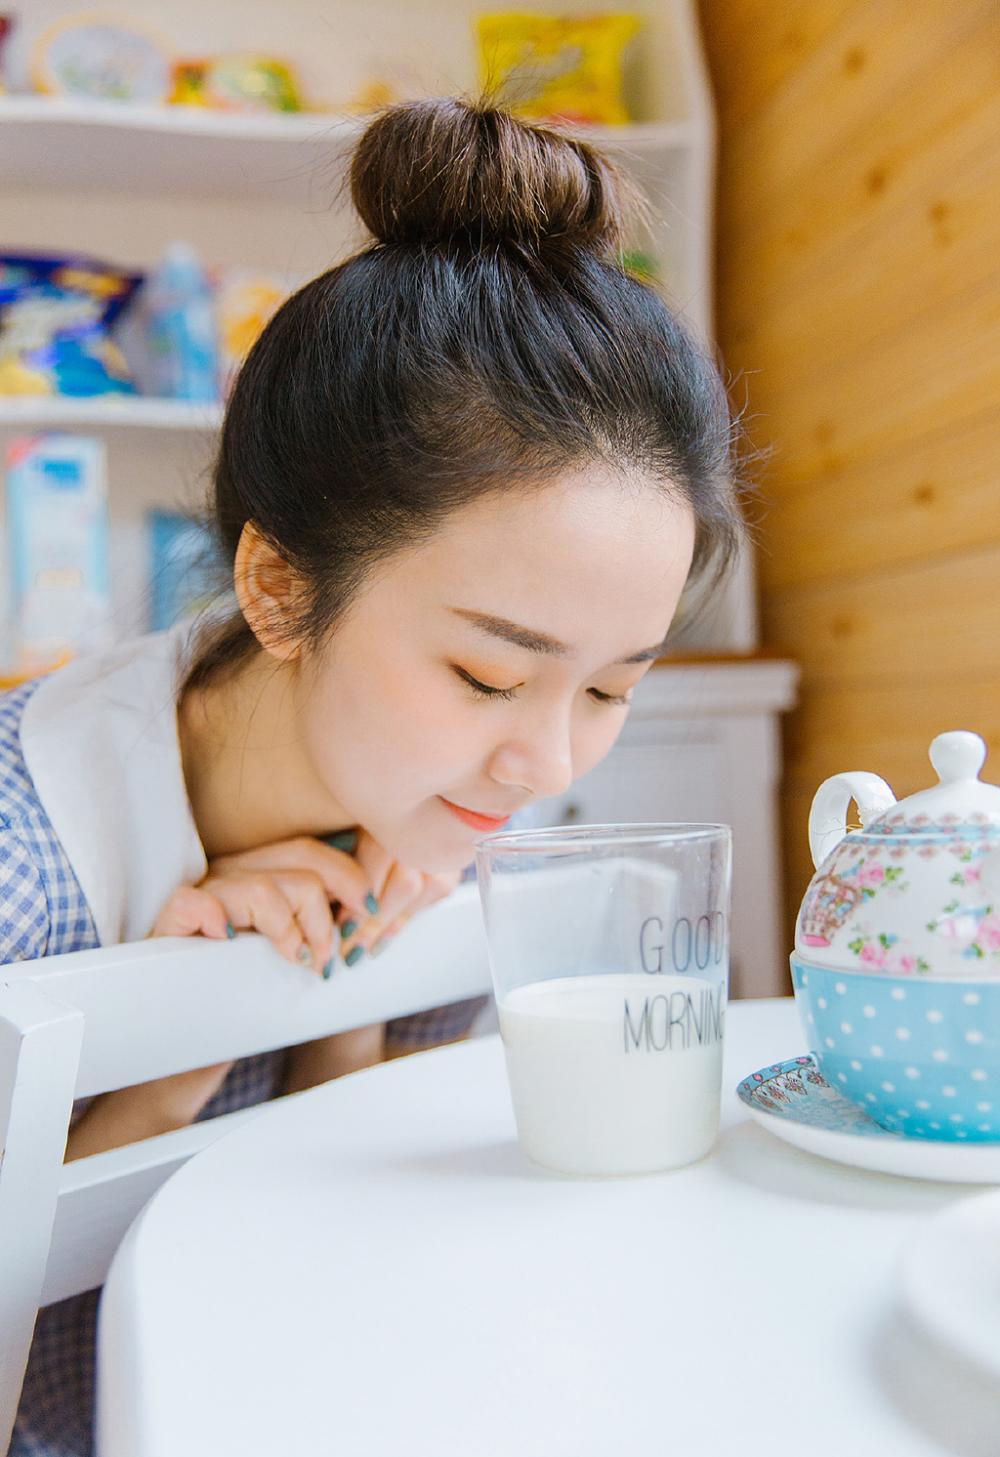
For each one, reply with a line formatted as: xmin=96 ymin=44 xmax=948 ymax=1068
xmin=184 ymin=97 xmax=746 ymax=691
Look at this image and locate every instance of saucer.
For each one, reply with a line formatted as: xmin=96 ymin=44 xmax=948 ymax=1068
xmin=898 ymin=1189 xmax=1000 ymax=1378
xmin=736 ymin=1055 xmax=1000 ymax=1183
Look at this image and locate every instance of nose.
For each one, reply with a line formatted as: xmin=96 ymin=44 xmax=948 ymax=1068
xmin=486 ymin=712 xmax=575 ymax=803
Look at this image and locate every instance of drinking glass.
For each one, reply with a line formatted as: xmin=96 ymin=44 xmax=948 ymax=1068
xmin=475 ymin=824 xmax=731 ymax=1176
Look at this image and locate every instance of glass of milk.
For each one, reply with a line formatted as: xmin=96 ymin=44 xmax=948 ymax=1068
xmin=475 ymin=824 xmax=731 ymax=1177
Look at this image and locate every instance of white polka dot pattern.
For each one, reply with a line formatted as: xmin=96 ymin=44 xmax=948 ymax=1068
xmin=792 ymin=957 xmax=999 ymax=1142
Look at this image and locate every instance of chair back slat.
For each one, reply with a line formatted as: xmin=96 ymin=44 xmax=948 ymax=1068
xmin=2 ymin=883 xmax=490 ymax=1097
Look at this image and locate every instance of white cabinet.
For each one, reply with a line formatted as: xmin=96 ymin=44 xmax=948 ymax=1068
xmin=529 ymin=660 xmax=800 ymax=999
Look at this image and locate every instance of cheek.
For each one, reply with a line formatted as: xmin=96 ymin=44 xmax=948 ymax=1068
xmin=573 ymin=709 xmax=630 ymax=781
xmin=303 ymin=656 xmax=482 ymax=805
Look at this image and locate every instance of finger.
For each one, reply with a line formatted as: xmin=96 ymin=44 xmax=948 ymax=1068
xmin=343 ymin=862 xmax=424 ymax=956
xmin=422 ymin=869 xmax=464 ymax=906
xmin=370 ymin=869 xmax=464 ymax=957
xmin=201 ymin=874 xmax=310 ymax=970
xmin=151 ymin=886 xmax=232 ymax=941
xmin=271 ymin=870 xmax=339 ymax=977
xmin=208 ymin=837 xmax=373 ymax=919
xmin=351 ymin=829 xmax=396 ymax=905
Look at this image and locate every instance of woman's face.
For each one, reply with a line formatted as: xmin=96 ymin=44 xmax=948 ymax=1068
xmin=296 ymin=469 xmax=696 ymax=872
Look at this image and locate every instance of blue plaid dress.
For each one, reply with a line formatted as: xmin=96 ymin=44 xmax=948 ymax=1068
xmin=1 ymin=675 xmax=485 ymax=1457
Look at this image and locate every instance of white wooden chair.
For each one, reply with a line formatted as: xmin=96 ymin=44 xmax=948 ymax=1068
xmin=0 ymin=882 xmax=491 ymax=1446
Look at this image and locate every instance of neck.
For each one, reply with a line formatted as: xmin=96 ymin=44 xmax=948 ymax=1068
xmin=177 ymin=648 xmax=353 ymax=860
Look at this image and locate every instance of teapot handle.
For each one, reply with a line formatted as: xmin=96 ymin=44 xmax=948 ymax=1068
xmin=808 ymin=772 xmax=897 ymax=868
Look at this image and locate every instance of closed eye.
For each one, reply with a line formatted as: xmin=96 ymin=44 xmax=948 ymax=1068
xmin=454 ymin=667 xmax=631 ymax=708
xmin=453 ymin=667 xmax=518 ymax=701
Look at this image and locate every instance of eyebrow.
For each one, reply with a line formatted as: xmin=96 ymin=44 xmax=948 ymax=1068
xmin=448 ymin=608 xmax=668 ymax=666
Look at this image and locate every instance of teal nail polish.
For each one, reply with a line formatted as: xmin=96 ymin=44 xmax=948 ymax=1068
xmin=340 ymin=919 xmax=358 ymax=938
xmin=297 ymin=945 xmax=313 ymax=967
xmin=364 ymin=893 xmax=379 ymax=916
xmin=344 ymin=944 xmax=365 ymax=967
xmin=324 ymin=829 xmax=359 ymax=854
xmin=322 ymin=958 xmax=334 ymax=980
xmin=225 ymin=922 xmax=236 ymax=940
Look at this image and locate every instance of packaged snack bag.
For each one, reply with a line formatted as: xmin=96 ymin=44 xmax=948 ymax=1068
xmin=0 ymin=253 xmax=140 ymax=396
xmin=476 ymin=12 xmax=641 ymax=126
xmin=169 ymin=54 xmax=304 ymax=112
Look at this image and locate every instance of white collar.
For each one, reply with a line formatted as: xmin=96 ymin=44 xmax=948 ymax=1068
xmin=19 ymin=621 xmax=209 ymax=945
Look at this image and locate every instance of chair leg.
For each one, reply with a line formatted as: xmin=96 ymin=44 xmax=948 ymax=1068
xmin=0 ymin=982 xmax=83 ymax=1445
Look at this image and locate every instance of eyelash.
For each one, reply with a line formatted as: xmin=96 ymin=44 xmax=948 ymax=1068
xmin=453 ymin=667 xmax=631 ymax=708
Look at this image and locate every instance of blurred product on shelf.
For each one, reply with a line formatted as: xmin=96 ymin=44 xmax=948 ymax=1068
xmin=476 ymin=11 xmax=641 ymax=126
xmin=30 ymin=12 xmax=172 ymax=102
xmin=216 ymin=268 xmax=290 ymax=394
xmin=341 ymin=79 xmax=401 ymax=113
xmin=148 ymin=509 xmax=224 ymax=631
xmin=169 ymin=54 xmax=304 ymax=112
xmin=141 ymin=244 xmax=219 ymax=402
xmin=4 ymin=434 xmax=112 ymax=672
xmin=0 ymin=252 xmax=140 ymax=397
xmin=0 ymin=14 xmax=13 ymax=93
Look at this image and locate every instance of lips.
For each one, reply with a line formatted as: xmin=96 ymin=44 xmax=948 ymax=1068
xmin=439 ymin=797 xmax=514 ymax=832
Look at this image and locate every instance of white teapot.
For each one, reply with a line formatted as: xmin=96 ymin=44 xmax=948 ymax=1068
xmin=797 ymin=731 xmax=1000 ymax=978
xmin=791 ymin=732 xmax=1000 ymax=1142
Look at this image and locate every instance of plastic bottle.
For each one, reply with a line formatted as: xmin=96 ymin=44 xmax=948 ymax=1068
xmin=143 ymin=242 xmax=219 ymax=401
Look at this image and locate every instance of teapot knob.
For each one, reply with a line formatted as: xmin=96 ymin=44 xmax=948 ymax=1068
xmin=929 ymin=730 xmax=987 ymax=784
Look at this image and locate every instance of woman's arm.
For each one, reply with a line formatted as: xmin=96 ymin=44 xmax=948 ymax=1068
xmin=282 ymin=1024 xmax=386 ymax=1094
xmin=64 ymin=1063 xmax=234 ymax=1161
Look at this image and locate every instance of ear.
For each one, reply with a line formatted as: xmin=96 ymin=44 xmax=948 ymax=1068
xmin=233 ymin=521 xmax=307 ymax=662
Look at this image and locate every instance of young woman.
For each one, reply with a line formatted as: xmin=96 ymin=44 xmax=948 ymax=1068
xmin=4 ymin=98 xmax=745 ymax=1455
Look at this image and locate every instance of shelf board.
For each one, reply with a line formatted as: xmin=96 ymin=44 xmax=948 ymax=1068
xmin=0 ymin=96 xmax=695 ymax=205
xmin=0 ymin=395 xmax=223 ymax=432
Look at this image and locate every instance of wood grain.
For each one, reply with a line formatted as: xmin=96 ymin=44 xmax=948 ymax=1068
xmin=697 ymin=1 xmax=1000 ymax=949
xmin=757 ymin=407 xmax=1000 ymax=589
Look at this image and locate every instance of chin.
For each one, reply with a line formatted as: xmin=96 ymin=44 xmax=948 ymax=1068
xmin=371 ymin=821 xmax=476 ymax=876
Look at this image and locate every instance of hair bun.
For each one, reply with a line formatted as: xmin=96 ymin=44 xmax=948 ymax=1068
xmin=350 ymin=97 xmax=631 ymax=253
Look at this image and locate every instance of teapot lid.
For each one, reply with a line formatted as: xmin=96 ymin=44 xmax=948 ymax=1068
xmin=868 ymin=731 xmax=1000 ymax=834
xmin=798 ymin=731 xmax=1000 ymax=977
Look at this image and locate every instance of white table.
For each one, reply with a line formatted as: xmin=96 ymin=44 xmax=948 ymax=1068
xmin=97 ymin=998 xmax=1000 ymax=1457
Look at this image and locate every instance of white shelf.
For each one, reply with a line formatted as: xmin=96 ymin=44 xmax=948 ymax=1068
xmin=0 ymin=396 xmax=223 ymax=432
xmin=0 ymin=96 xmax=694 ymax=205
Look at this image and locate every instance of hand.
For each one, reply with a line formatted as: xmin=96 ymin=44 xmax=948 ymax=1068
xmin=145 ymin=838 xmax=380 ymax=1125
xmin=151 ymin=835 xmax=377 ymax=977
xmin=343 ymin=828 xmax=462 ymax=963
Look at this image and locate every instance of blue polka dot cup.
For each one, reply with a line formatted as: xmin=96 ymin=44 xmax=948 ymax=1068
xmin=791 ymin=956 xmax=1000 ymax=1141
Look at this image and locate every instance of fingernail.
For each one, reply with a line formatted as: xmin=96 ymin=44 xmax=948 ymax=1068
xmin=340 ymin=920 xmax=358 ymax=939
xmin=322 ymin=958 xmax=334 ymax=980
xmin=225 ymin=922 xmax=236 ymax=940
xmin=324 ymin=829 xmax=359 ymax=854
xmin=364 ymin=893 xmax=379 ymax=916
xmin=297 ymin=945 xmax=313 ymax=967
xmin=344 ymin=944 xmax=365 ymax=967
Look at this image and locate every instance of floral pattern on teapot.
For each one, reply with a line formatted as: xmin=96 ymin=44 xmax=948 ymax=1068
xmin=795 ymin=732 xmax=1000 ymax=978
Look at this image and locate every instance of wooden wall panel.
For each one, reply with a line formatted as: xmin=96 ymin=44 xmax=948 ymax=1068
xmin=697 ymin=0 xmax=1000 ymax=951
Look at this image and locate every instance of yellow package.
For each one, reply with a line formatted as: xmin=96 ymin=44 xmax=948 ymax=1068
xmin=477 ymin=12 xmax=641 ymax=127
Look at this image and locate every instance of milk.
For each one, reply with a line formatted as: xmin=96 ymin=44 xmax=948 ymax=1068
xmin=498 ymin=973 xmax=725 ymax=1176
